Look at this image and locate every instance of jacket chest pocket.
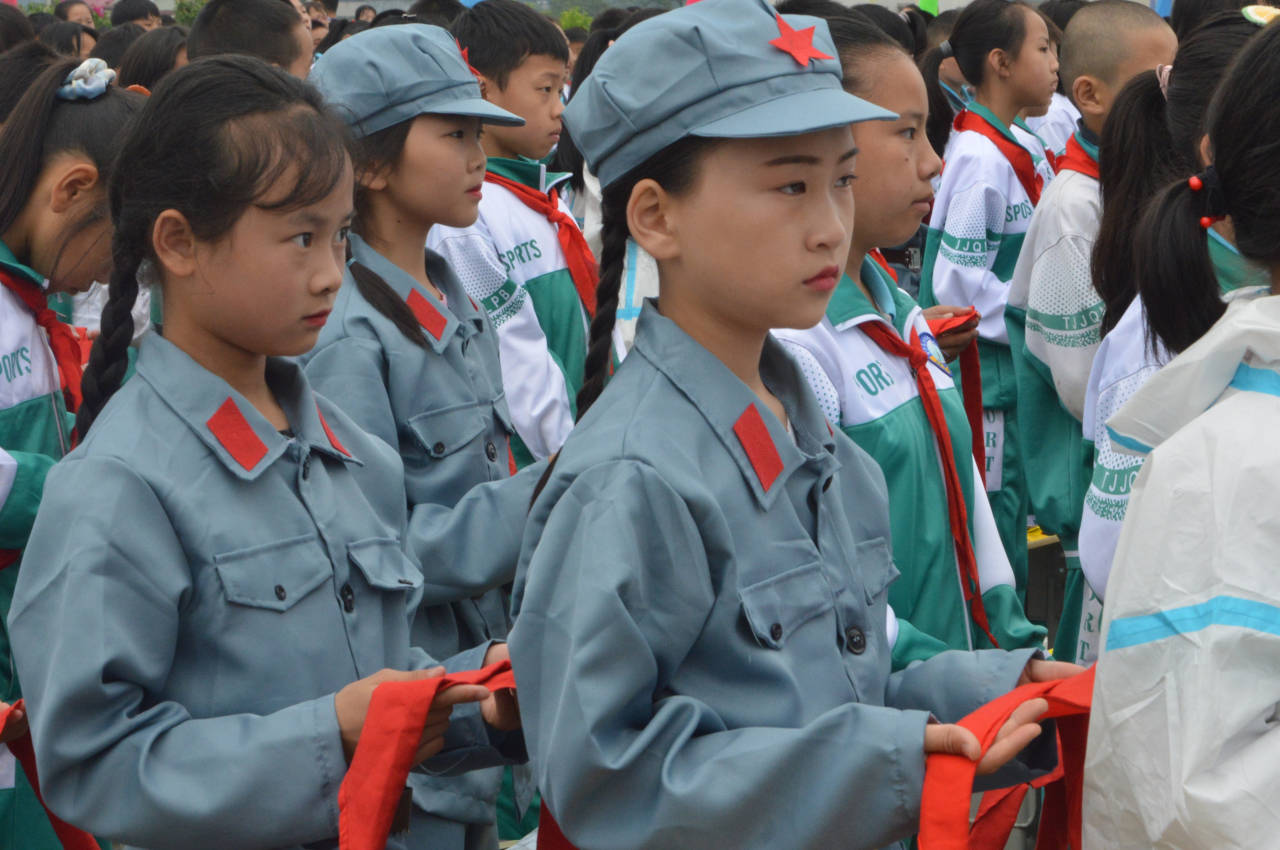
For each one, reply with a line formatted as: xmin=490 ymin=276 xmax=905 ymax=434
xmin=214 ymin=535 xmax=332 ymax=612
xmin=738 ymin=562 xmax=836 ymax=650
xmin=347 ymin=537 xmax=424 ymax=595
xmin=407 ymin=403 xmax=486 ymax=459
xmin=854 ymin=537 xmax=898 ymax=606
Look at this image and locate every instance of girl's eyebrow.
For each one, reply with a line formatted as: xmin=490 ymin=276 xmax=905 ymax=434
xmin=764 ymin=147 xmax=859 ymax=167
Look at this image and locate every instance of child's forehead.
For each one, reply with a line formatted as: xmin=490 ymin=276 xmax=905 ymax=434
xmin=513 ymin=52 xmax=569 ymax=76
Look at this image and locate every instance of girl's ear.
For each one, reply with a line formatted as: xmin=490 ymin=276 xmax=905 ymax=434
xmin=152 ymin=209 xmax=199 ymax=279
xmin=628 ymin=178 xmax=679 ymax=261
xmin=1197 ymin=133 xmax=1213 ymax=170
xmin=47 ymin=157 xmax=101 ymax=215
xmin=987 ymin=46 xmax=1014 ymax=81
xmin=357 ymin=162 xmax=391 ymax=193
xmin=1072 ymin=74 xmax=1105 ymax=123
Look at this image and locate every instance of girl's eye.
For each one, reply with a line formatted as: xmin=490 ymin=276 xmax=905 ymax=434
xmin=835 ymin=174 xmax=857 ymax=189
xmin=901 ymin=127 xmax=917 ymax=140
xmin=335 ymin=226 xmax=351 ymax=244
xmin=780 ymin=182 xmax=806 ymax=196
xmin=292 ymin=233 xmax=313 ymax=249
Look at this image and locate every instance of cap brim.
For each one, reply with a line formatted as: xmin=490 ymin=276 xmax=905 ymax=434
xmin=690 ymin=87 xmax=894 ymax=139
xmin=437 ymin=96 xmax=526 ymax=126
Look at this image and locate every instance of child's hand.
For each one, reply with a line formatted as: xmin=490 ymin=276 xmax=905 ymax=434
xmin=334 ymin=668 xmax=490 ymax=765
xmin=0 ymin=702 xmax=26 ymax=744
xmin=923 ymin=697 xmax=1048 ymax=775
xmin=922 ymin=305 xmax=980 ymax=361
xmin=1017 ymin=659 xmax=1086 ymax=687
xmin=476 ymin=643 xmax=521 ymax=731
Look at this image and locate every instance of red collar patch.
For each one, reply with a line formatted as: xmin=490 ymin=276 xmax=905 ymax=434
xmin=207 ymin=398 xmax=269 ymax=471
xmin=407 ymin=289 xmax=448 ymax=341
xmin=316 ymin=405 xmax=350 ymax=457
xmin=771 ymin=14 xmax=833 ymax=68
xmin=733 ymin=404 xmax=785 ymax=493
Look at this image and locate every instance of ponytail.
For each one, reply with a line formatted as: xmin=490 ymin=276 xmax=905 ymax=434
xmin=1133 ymin=178 xmax=1222 ymax=356
xmin=1091 ymin=70 xmax=1174 ymax=337
xmin=921 ymin=46 xmax=955 ymax=157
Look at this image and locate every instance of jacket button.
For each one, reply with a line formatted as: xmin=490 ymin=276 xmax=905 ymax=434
xmin=485 ymin=441 xmax=498 ymax=462
xmin=846 ymin=626 xmax=866 ymax=655
xmin=769 ymin=623 xmax=783 ymax=641
xmin=341 ymin=583 xmax=355 ymax=613
xmin=432 ymin=442 xmax=446 ymax=456
xmin=274 ymin=584 xmax=287 ymax=601
xmin=301 ymin=455 xmax=311 ymax=480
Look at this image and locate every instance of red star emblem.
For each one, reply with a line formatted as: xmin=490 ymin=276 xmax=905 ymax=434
xmin=457 ymin=39 xmax=481 ymax=79
xmin=770 ymin=14 xmax=833 ymax=67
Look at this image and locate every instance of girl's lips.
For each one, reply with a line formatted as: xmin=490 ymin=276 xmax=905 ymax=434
xmin=804 ymin=265 xmax=840 ymax=293
xmin=466 ymin=186 xmax=483 ymax=199
xmin=303 ymin=310 xmax=330 ymax=327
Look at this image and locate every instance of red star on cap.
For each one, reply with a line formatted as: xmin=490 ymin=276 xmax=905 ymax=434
xmin=770 ymin=14 xmax=833 ymax=67
xmin=456 ymin=39 xmax=482 ymax=79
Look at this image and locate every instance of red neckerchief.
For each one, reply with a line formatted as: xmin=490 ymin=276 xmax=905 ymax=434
xmin=1055 ymin=134 xmax=1099 ymax=180
xmin=926 ymin=308 xmax=986 ymax=486
xmin=953 ymin=110 xmax=1044 ymax=205
xmin=860 ymin=320 xmax=999 ymax=649
xmin=919 ymin=667 xmax=1095 ymax=850
xmin=0 ymin=268 xmax=83 ymax=412
xmin=483 ymin=172 xmax=599 ymax=316
xmin=338 ymin=660 xmax=517 ymax=850
xmin=0 ymin=701 xmax=98 ymax=850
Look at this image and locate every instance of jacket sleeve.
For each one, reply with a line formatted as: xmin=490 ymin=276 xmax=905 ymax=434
xmin=1023 ymin=232 xmax=1102 ymax=420
xmin=509 ymin=461 xmax=939 ymax=850
xmin=7 ymin=457 xmax=348 ymax=849
xmin=1085 ymin=436 xmax=1280 ymax=848
xmin=929 ymin=179 xmax=1016 ymax=345
xmin=0 ymin=447 xmax=57 ymax=550
xmin=429 ymin=225 xmax=575 ymax=461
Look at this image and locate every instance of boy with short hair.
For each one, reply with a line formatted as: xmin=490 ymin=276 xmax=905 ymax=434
xmin=1005 ymin=0 xmax=1176 ymax=664
xmin=109 ymin=0 xmax=161 ymax=30
xmin=429 ymin=0 xmax=597 ymax=468
xmin=187 ymin=0 xmax=313 ymax=78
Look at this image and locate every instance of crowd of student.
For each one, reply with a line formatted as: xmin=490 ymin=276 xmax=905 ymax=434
xmin=0 ymin=0 xmax=1276 ymax=846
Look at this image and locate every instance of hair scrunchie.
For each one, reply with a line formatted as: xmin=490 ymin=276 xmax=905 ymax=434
xmin=56 ymin=58 xmax=116 ymax=102
xmin=1188 ymin=163 xmax=1229 ymax=228
xmin=938 ymin=39 xmax=954 ymax=59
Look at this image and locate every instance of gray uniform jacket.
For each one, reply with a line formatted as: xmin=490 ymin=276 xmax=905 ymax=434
xmin=509 ymin=302 xmax=1041 ymax=850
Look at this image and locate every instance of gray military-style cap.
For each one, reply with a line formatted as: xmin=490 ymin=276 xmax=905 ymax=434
xmin=565 ymin=0 xmax=896 ymax=188
xmin=309 ymin=23 xmax=524 ymax=137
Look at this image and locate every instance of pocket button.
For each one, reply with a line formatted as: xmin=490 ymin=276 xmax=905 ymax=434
xmin=846 ymin=626 xmax=866 ymax=655
xmin=341 ymin=583 xmax=355 ymax=613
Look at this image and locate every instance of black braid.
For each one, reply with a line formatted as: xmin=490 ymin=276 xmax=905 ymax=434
xmin=573 ymin=193 xmax=628 ymax=420
xmin=75 ymin=234 xmax=141 ymax=440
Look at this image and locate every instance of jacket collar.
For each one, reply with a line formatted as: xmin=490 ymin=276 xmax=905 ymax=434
xmin=137 ymin=335 xmax=360 ymax=479
xmin=0 ymin=240 xmax=46 ymax=290
xmin=825 ymin=257 xmax=915 ymax=336
xmin=348 ymin=233 xmax=485 ymax=353
xmin=631 ymin=300 xmax=838 ymax=509
xmin=486 ymin=156 xmax=571 ymax=194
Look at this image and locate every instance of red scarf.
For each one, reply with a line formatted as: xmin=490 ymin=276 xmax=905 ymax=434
xmin=338 ymin=660 xmax=518 ymax=850
xmin=483 ymin=172 xmax=599 ymax=316
xmin=954 ymin=110 xmax=1044 ymax=205
xmin=0 ymin=269 xmax=82 ymax=412
xmin=926 ymin=308 xmax=986 ymax=486
xmin=860 ymin=320 xmax=999 ymax=649
xmin=1055 ymin=134 xmax=1100 ymax=180
xmin=919 ymin=666 xmax=1095 ymax=850
xmin=0 ymin=701 xmax=98 ymax=850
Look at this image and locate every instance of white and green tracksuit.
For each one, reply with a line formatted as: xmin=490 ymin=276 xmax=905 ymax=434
xmin=0 ymin=241 xmax=74 ymax=850
xmin=1079 ymin=233 xmax=1270 ymax=622
xmin=1005 ymin=131 xmax=1100 ymax=662
xmin=427 ymin=157 xmax=591 ymax=468
xmin=920 ymin=104 xmax=1052 ymax=598
xmin=778 ymin=257 xmax=1045 ymax=670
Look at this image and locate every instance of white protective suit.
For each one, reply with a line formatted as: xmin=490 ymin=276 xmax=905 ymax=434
xmin=1084 ymin=291 xmax=1280 ymax=850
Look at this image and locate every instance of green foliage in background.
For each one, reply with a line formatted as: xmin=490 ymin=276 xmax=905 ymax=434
xmin=174 ymin=0 xmax=205 ymax=26
xmin=558 ymin=8 xmax=591 ymax=29
xmin=22 ymin=0 xmax=112 ymax=29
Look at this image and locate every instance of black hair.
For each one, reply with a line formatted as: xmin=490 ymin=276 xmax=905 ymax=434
xmin=54 ymin=0 xmax=91 ymax=20
xmin=38 ymin=20 xmax=96 ymax=57
xmin=76 ymin=55 xmax=350 ymax=438
xmin=407 ymin=0 xmax=463 ymax=21
xmin=589 ymin=8 xmax=630 ymax=32
xmin=553 ymin=7 xmax=664 ymax=194
xmin=812 ymin=9 xmax=908 ymax=95
xmin=117 ymin=24 xmax=188 ymax=89
xmin=368 ymin=8 xmax=407 ymax=26
xmin=0 ymin=41 xmax=59 ymax=123
xmin=926 ymin=8 xmax=959 ymax=49
xmin=1170 ymin=0 xmax=1256 ymax=40
xmin=27 ymin=11 xmax=58 ymax=35
xmin=0 ymin=58 xmax=142 ymax=333
xmin=852 ymin=4 xmax=919 ymax=55
xmin=775 ymin=0 xmax=860 ymax=18
xmin=1091 ymin=11 xmax=1259 ymax=339
xmin=1130 ymin=18 xmax=1277 ymax=355
xmin=1039 ymin=0 xmax=1085 ymax=35
xmin=161 ymin=13 xmax=176 ymax=25
xmin=0 ymin=4 xmax=36 ymax=51
xmin=315 ymin=17 xmax=367 ymax=52
xmin=354 ymin=3 xmax=376 ymax=18
xmin=110 ymin=0 xmax=160 ymax=26
xmin=452 ymin=0 xmax=569 ymax=89
xmin=89 ymin=22 xmax=145 ymax=66
xmin=564 ymin=25 xmax=588 ymax=42
xmin=921 ymin=0 xmax=1033 ymax=156
xmin=187 ymin=0 xmax=305 ymax=69
xmin=1058 ymin=1 xmax=1170 ymax=102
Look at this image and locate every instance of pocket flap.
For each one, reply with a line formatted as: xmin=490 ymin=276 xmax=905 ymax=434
xmin=407 ymin=404 xmax=486 ymax=458
xmin=215 ymin=535 xmax=332 ymax=612
xmin=347 ymin=537 xmax=424 ymax=592
xmin=856 ymin=537 xmax=900 ymax=604
xmin=739 ymin=562 xmax=833 ymax=649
